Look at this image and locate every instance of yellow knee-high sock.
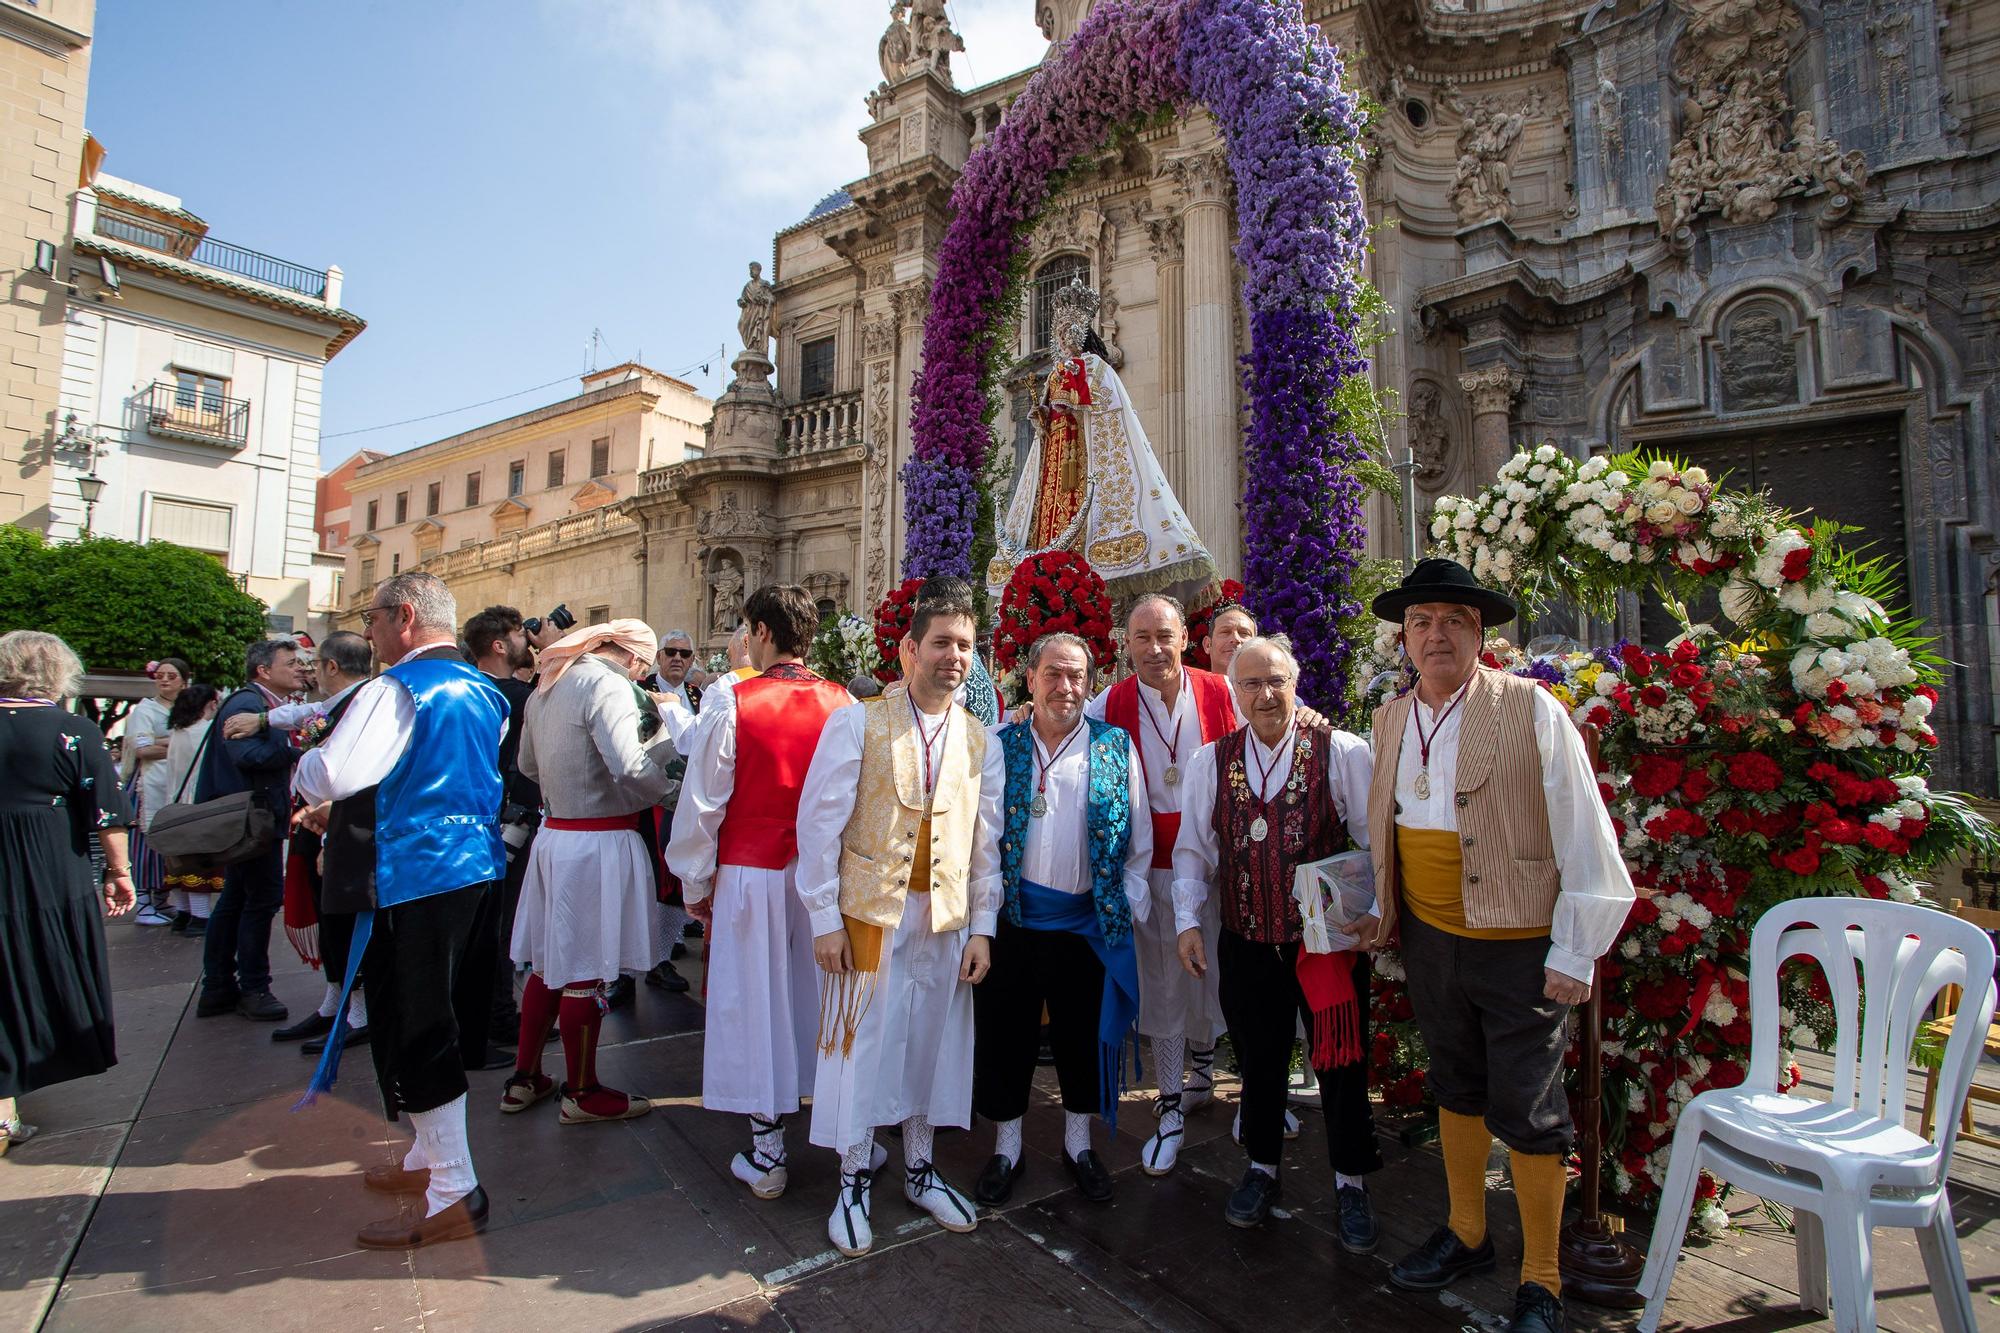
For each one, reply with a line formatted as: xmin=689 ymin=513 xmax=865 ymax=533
xmin=1437 ymin=1108 xmax=1491 ymax=1248
xmin=1510 ymin=1148 xmax=1566 ymax=1296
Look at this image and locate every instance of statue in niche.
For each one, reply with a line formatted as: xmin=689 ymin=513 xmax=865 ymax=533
xmin=710 ymin=556 xmax=745 ymax=636
xmin=989 ymin=279 xmax=1213 ymax=601
xmin=736 ymin=261 xmax=776 ymax=355
xmin=1444 ymin=86 xmax=1528 ymax=227
xmin=1407 ymin=381 xmax=1452 ymax=489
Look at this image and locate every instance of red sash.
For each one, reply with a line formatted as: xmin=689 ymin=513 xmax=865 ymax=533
xmin=546 ymin=813 xmax=644 ymax=832
xmin=1104 ymin=668 xmax=1237 ymax=869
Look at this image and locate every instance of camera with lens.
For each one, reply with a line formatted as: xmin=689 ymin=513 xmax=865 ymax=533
xmin=522 ymin=604 xmax=576 ymax=638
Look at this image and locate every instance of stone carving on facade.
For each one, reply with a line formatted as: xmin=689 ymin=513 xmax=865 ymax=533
xmin=1459 ymin=365 xmax=1523 ymax=416
xmin=1029 ymin=203 xmax=1087 ymax=257
xmin=863 ymin=360 xmax=894 ymax=602
xmin=697 ymin=492 xmax=775 ymax=541
xmin=1407 ymin=379 xmax=1452 ymax=490
xmin=879 ymin=0 xmax=963 ymax=85
xmin=862 ymin=315 xmax=896 ymax=360
xmin=710 ymin=555 xmax=745 ymax=635
xmin=1144 ymin=213 xmax=1184 ymax=265
xmin=888 ymin=284 xmax=929 ymax=330
xmin=1868 ymin=10 xmax=1913 ymax=134
xmin=1099 ymin=288 xmax=1126 ymax=369
xmin=1717 ymin=307 xmax=1800 ymax=410
xmin=1597 ymin=77 xmax=1625 ymax=197
xmin=1442 ymin=85 xmax=1531 ymax=227
xmin=737 ymin=262 xmax=776 ymax=355
xmin=1164 ymin=150 xmax=1230 ymax=206
xmin=1655 ymin=0 xmax=1870 ymax=239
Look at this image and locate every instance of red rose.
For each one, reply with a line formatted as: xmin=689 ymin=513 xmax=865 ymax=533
xmin=1858 ymin=873 xmax=1889 ymax=899
xmin=1670 ymin=663 xmax=1705 ymax=688
xmin=1659 ymin=933 xmax=1688 ymax=956
xmin=1819 ymin=818 xmax=1864 ymax=845
xmin=1777 ymin=846 xmax=1822 ymax=875
xmin=1632 ymin=753 xmax=1685 ymax=798
xmin=1725 ymin=751 xmax=1784 ymax=792
xmin=1718 ymin=808 xmax=1754 ymax=836
xmin=1780 ymin=546 xmax=1813 ymax=581
xmin=1640 ymin=684 xmax=1669 ymax=708
xmin=1621 ymin=644 xmax=1653 ymax=677
xmin=1673 ymin=639 xmax=1702 ymax=663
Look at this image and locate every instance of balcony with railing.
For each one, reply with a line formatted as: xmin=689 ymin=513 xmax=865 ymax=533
xmin=93 ymin=202 xmax=331 ymax=301
xmin=780 ymin=391 xmax=863 ymax=456
xmin=143 ymin=380 xmax=251 ymax=449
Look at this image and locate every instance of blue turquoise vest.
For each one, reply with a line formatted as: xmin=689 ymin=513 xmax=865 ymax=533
xmin=998 ymin=717 xmax=1134 ymax=944
xmin=375 ymin=657 xmax=508 ymax=906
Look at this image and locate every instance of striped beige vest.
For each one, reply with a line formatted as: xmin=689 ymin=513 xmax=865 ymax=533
xmin=1367 ymin=665 xmax=1560 ymax=938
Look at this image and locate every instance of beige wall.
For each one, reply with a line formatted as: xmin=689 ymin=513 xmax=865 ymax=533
xmin=0 ymin=0 xmax=91 ymax=527
xmin=343 ymin=367 xmax=711 ymax=598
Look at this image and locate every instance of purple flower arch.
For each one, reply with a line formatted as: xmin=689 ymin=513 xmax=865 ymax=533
xmin=903 ymin=0 xmax=1373 ymax=703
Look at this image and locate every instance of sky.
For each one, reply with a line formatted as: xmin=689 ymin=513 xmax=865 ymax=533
xmin=85 ymin=0 xmax=1052 ymax=469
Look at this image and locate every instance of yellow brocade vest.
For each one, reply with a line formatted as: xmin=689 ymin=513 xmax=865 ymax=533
xmin=835 ymin=695 xmax=988 ymax=935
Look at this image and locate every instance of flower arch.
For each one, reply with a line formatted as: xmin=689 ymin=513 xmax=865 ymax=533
xmin=901 ymin=0 xmax=1373 ymax=703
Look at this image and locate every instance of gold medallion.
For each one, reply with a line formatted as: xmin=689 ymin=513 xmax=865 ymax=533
xmin=1414 ymin=769 xmax=1431 ymax=800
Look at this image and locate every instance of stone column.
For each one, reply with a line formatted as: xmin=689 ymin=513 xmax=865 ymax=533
xmin=1459 ymin=366 xmax=1522 ymax=488
xmin=1175 ymin=150 xmax=1241 ymax=579
xmin=1148 ymin=215 xmax=1187 ymax=496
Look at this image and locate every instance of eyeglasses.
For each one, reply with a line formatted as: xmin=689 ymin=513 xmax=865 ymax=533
xmin=360 ymin=604 xmax=402 ymax=628
xmin=661 ymin=647 xmax=694 ymax=659
xmin=1235 ymin=676 xmax=1294 ymax=696
xmin=1404 ymin=612 xmax=1478 ymax=635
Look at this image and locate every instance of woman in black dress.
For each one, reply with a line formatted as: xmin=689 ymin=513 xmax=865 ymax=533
xmin=0 ymin=630 xmax=136 ymax=1154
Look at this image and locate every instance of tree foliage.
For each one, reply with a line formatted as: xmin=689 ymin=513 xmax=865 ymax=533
xmin=0 ymin=529 xmax=270 ymax=687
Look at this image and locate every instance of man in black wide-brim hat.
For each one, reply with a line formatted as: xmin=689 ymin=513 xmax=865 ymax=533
xmin=1350 ymin=558 xmax=1634 ymax=1333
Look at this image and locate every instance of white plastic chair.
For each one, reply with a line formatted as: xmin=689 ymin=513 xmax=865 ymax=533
xmin=1636 ymin=896 xmax=1995 ymax=1333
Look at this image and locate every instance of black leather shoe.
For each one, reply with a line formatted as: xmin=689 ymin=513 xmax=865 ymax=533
xmin=1224 ymin=1166 xmax=1281 ymax=1228
xmin=363 ymin=1163 xmax=431 ymax=1195
xmin=670 ymin=941 xmax=687 ymax=960
xmin=1507 ymin=1282 xmax=1565 ymax=1333
xmin=973 ymin=1152 xmax=1025 ymax=1206
xmin=605 ymin=975 xmax=636 ymax=1010
xmin=1336 ymin=1182 xmax=1379 ymax=1254
xmin=645 ymin=961 xmax=690 ymax=993
xmin=236 ymin=990 xmax=289 ymax=1022
xmin=356 ymin=1184 xmax=489 ymax=1249
xmin=195 ymin=988 xmax=240 ymax=1018
xmin=272 ymin=1012 xmax=336 ymax=1043
xmin=1067 ymin=1149 xmax=1113 ymax=1203
xmin=303 ymin=1023 xmax=369 ymax=1056
xmin=1389 ymin=1225 xmax=1497 ymax=1291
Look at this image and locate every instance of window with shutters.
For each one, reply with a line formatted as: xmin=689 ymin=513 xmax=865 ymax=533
xmin=508 ymin=461 xmax=525 ymax=497
xmin=365 ymin=500 xmax=379 ymax=531
xmin=394 ymin=491 xmax=408 ymax=525
xmin=391 ymin=553 xmax=401 ymax=575
xmin=465 ymin=472 xmax=481 ymax=507
xmin=590 ymin=437 xmax=610 ymax=477
xmin=426 ymin=481 xmax=441 ymax=516
xmin=147 ymin=496 xmax=232 ymax=556
xmin=547 ymin=449 xmax=566 ymax=489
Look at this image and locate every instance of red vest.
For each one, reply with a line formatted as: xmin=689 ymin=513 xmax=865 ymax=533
xmin=716 ymin=665 xmax=852 ymax=870
xmin=1104 ymin=668 xmax=1237 ymax=870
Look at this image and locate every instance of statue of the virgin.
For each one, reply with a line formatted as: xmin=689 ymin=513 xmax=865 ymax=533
xmin=987 ymin=278 xmax=1215 ymax=600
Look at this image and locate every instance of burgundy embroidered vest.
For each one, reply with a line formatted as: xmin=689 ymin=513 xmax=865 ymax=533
xmin=1212 ymin=724 xmax=1347 ymax=943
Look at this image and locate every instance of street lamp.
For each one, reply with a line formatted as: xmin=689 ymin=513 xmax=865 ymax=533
xmin=76 ymin=471 xmax=104 ymax=536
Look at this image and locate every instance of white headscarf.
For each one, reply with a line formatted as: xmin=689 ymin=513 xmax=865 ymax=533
xmin=535 ymin=619 xmax=658 ymax=694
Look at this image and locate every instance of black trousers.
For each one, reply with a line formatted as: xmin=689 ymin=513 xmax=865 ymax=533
xmin=450 ymin=879 xmax=502 ymax=1069
xmin=973 ymin=919 xmax=1105 ymax=1121
xmin=303 ymin=834 xmax=357 ymax=988
xmin=1218 ymin=929 xmax=1385 ymax=1174
xmin=202 ymin=840 xmax=284 ymax=997
xmin=361 ymin=881 xmax=489 ymax=1119
xmin=488 ymin=826 xmax=536 ymax=1029
xmin=1400 ymin=910 xmax=1572 ymax=1155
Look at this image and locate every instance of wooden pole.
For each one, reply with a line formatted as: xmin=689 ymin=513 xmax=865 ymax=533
xmin=1559 ymin=724 xmax=1645 ymax=1307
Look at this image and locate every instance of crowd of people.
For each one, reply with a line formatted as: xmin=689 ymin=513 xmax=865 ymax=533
xmin=0 ymin=554 xmax=1634 ymax=1333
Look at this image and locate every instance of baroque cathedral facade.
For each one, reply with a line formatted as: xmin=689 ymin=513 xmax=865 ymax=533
xmin=622 ymin=0 xmax=2000 ymax=792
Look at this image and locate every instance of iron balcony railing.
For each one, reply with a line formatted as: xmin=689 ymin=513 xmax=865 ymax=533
xmin=143 ymin=380 xmax=251 ymax=449
xmin=94 ymin=205 xmax=329 ymax=300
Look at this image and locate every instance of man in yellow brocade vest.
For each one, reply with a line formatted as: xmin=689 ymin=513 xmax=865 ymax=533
xmin=1354 ymin=558 xmax=1633 ymax=1333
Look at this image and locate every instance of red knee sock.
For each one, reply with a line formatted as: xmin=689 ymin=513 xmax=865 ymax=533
xmin=516 ymin=973 xmax=559 ymax=1078
xmin=558 ymin=984 xmax=603 ymax=1091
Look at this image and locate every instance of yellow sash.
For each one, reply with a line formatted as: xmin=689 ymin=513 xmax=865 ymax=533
xmin=823 ymin=816 xmax=933 ymax=1057
xmin=1395 ymin=825 xmax=1547 ymax=941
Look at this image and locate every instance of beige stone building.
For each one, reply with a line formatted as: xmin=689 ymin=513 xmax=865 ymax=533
xmin=0 ymin=0 xmax=92 ymax=527
xmin=338 ymin=364 xmax=711 ymax=628
xmin=622 ymin=0 xmax=2000 ymax=794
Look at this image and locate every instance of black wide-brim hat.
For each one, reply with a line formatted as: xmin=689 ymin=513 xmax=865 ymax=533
xmin=1371 ymin=557 xmax=1517 ymax=627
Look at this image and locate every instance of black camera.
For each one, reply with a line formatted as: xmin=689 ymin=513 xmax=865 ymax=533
xmin=523 ymin=604 xmax=576 ymax=638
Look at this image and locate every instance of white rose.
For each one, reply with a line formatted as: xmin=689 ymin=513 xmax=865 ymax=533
xmin=1609 ymin=541 xmax=1634 ymax=563
xmin=1480 ymin=514 xmax=1502 ymax=534
xmin=1454 ymin=508 xmax=1475 ymax=530
xmin=1536 ymin=443 xmax=1559 ymax=463
xmin=1648 ymin=459 xmax=1675 ymax=479
xmin=1646 ymin=501 xmax=1680 ymax=526
xmin=1682 ymin=466 xmax=1709 ymax=487
xmin=1675 ymin=490 xmax=1703 ymax=515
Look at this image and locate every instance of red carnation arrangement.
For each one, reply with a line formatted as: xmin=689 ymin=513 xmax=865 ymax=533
xmin=1183 ymin=579 xmax=1249 ymax=669
xmin=991 ymin=552 xmax=1115 ymax=699
xmin=870 ymin=576 xmax=925 ymax=683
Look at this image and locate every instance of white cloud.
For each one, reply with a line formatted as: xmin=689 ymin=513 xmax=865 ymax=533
xmin=550 ymin=0 xmax=1050 ymax=205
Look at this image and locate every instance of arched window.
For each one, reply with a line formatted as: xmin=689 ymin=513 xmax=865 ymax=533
xmin=1031 ymin=254 xmax=1091 ymax=353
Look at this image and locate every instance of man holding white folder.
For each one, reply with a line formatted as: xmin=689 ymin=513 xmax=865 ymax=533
xmin=1171 ymin=634 xmax=1383 ymax=1246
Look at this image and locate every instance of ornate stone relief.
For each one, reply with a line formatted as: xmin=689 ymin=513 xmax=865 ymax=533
xmin=863 ymin=360 xmax=894 ymax=602
xmin=1407 ymin=379 xmax=1453 ymax=491
xmin=697 ymin=492 xmax=775 ymax=541
xmin=888 ymin=284 xmax=929 ymax=329
xmin=1655 ymin=0 xmax=1870 ymax=239
xmin=1145 ymin=213 xmax=1184 ymax=265
xmin=1716 ymin=305 xmax=1800 ymax=410
xmin=1164 ymin=150 xmax=1230 ymax=207
xmin=1459 ymin=365 xmax=1523 ymax=416
xmin=862 ymin=315 xmax=896 ymax=360
xmin=1441 ymin=85 xmax=1543 ymax=228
